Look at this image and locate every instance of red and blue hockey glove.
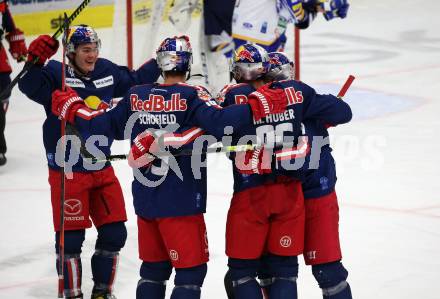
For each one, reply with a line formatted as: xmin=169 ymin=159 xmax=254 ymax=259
xmin=27 ymin=35 xmax=59 ymax=66
xmin=247 ymin=83 xmax=288 ymax=121
xmin=51 ymin=87 xmax=86 ymax=123
xmin=128 ymin=132 xmax=158 ymax=169
xmin=235 ymin=147 xmax=272 ymax=175
xmin=321 ymin=0 xmax=349 ymax=20
xmin=6 ymin=28 xmax=27 ymax=62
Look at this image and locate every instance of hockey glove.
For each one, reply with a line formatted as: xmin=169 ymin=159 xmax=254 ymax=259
xmin=128 ymin=132 xmax=158 ymax=169
xmin=1 ymin=99 xmax=8 ymax=113
xmin=27 ymin=35 xmax=59 ymax=66
xmin=247 ymin=84 xmax=288 ymax=121
xmin=6 ymin=28 xmax=27 ymax=62
xmin=51 ymin=87 xmax=86 ymax=123
xmin=321 ymin=0 xmax=349 ymax=20
xmin=235 ymin=147 xmax=272 ymax=175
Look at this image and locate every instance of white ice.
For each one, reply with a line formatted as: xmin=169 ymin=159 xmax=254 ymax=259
xmin=1 ymin=0 xmax=439 ymax=298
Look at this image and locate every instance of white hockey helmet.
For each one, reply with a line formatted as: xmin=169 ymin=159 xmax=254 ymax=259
xmin=156 ymin=35 xmax=193 ymax=74
xmin=231 ymin=44 xmax=270 ymax=81
xmin=266 ymin=52 xmax=294 ymax=81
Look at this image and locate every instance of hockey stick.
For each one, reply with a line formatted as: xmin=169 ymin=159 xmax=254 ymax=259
xmin=57 ymin=12 xmax=72 ymax=299
xmin=142 ymin=0 xmax=166 ymax=59
xmin=337 ymin=75 xmax=355 ymax=98
xmin=87 ymin=143 xmax=259 ymax=163
xmin=0 ymin=0 xmax=91 ymax=101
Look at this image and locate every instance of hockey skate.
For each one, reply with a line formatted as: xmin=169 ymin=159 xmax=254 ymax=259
xmin=0 ymin=153 xmax=6 ymax=166
xmin=90 ymin=292 xmax=116 ymax=299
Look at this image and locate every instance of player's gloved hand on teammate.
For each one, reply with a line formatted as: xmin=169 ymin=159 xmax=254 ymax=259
xmin=235 ymin=147 xmax=272 ymax=175
xmin=6 ymin=28 xmax=27 ymax=62
xmin=247 ymin=83 xmax=288 ymax=121
xmin=27 ymin=35 xmax=59 ymax=65
xmin=51 ymin=87 xmax=86 ymax=123
xmin=128 ymin=131 xmax=158 ymax=169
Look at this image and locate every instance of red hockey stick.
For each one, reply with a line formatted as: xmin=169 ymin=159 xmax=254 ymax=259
xmin=338 ymin=75 xmax=355 ymax=98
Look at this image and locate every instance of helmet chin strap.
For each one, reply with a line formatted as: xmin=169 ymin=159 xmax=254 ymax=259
xmin=185 ymin=69 xmax=191 ymax=81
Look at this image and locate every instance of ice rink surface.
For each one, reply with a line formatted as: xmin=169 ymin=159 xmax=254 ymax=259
xmin=1 ymin=0 xmax=439 ymax=298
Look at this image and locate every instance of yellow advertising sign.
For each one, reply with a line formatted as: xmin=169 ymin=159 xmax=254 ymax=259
xmin=13 ymin=4 xmax=114 ymax=36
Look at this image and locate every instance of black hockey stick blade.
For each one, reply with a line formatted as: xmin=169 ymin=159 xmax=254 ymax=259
xmin=86 ymin=143 xmax=265 ymax=164
xmin=0 ymin=0 xmax=91 ymax=101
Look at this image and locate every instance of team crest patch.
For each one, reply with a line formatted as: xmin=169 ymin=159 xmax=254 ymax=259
xmin=197 ymin=88 xmax=211 ymax=101
xmin=93 ymin=75 xmax=114 ymax=88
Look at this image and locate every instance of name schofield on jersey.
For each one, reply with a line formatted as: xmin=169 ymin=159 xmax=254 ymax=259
xmin=139 ymin=113 xmax=177 ymax=125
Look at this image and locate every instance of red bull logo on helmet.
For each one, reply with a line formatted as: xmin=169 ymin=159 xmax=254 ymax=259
xmin=158 ymin=38 xmax=172 ymax=52
xmin=270 ymin=55 xmax=282 ymax=66
xmin=235 ymin=46 xmax=254 ymax=63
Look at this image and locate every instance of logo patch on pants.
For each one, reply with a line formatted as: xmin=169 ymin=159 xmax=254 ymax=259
xmin=280 ymin=236 xmax=292 ymax=248
xmin=169 ymin=249 xmax=179 ymax=261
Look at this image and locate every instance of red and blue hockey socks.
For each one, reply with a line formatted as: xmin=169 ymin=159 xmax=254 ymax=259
xmin=91 ymin=222 xmax=127 ymax=296
xmin=171 ymin=264 xmax=207 ymax=299
xmin=56 ymin=230 xmax=85 ymax=298
xmin=312 ymin=261 xmax=353 ymax=299
xmin=228 ymin=258 xmax=263 ymax=299
xmin=136 ymin=261 xmax=172 ymax=299
xmin=259 ymin=255 xmax=299 ymax=299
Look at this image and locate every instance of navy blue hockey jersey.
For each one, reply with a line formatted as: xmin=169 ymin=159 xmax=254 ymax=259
xmin=18 ymin=58 xmax=160 ymax=172
xmin=301 ymin=119 xmax=337 ymax=199
xmin=73 ymin=82 xmax=253 ymax=218
xmin=219 ymin=80 xmax=352 ymax=193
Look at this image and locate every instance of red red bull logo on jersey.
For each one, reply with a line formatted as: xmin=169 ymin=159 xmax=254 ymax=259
xmin=284 ymin=87 xmax=304 ymax=105
xmin=131 ymin=93 xmax=188 ymax=112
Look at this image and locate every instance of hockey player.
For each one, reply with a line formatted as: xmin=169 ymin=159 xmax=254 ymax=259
xmin=218 ymin=44 xmax=352 ymax=298
xmin=203 ymin=0 xmax=236 ymax=58
xmin=0 ymin=0 xmax=27 ymax=166
xmin=255 ymin=52 xmax=353 ymax=299
xmin=18 ymin=25 xmax=160 ymax=299
xmin=232 ymin=0 xmax=350 ymax=52
xmin=294 ymin=0 xmax=349 ymax=29
xmin=50 ymin=35 xmax=288 ymax=299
